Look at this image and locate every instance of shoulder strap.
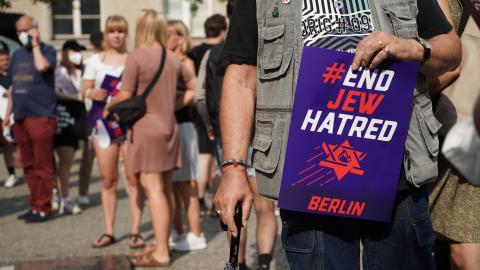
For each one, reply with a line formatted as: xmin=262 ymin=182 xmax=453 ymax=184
xmin=141 ymin=47 xmax=167 ymax=98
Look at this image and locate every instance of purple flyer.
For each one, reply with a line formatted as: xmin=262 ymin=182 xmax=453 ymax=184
xmin=278 ymin=47 xmax=419 ymax=222
xmin=86 ymin=74 xmax=122 ymax=128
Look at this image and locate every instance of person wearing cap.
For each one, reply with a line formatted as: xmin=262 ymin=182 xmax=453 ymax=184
xmin=53 ymin=39 xmax=87 ymax=215
xmin=76 ymin=31 xmax=104 ymax=208
xmin=4 ymin=15 xmax=57 ymax=222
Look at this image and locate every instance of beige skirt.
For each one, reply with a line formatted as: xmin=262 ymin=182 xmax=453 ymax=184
xmin=429 ymin=156 xmax=480 ymax=243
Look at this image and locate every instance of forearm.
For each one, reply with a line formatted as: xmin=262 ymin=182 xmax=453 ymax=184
xmin=56 ymin=91 xmax=81 ymax=101
xmin=105 ymin=90 xmax=131 ymax=110
xmin=220 ymin=65 xmax=257 ymax=160
xmin=5 ymin=87 xmax=12 ymax=120
xmin=175 ymin=89 xmax=194 ymax=110
xmin=32 ymin=46 xmax=51 ymax=73
xmin=426 ymin=66 xmax=461 ymax=94
xmin=420 ymin=30 xmax=461 ymax=77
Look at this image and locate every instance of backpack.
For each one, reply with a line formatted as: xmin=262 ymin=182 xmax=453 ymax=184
xmin=205 ymin=42 xmax=227 ymax=136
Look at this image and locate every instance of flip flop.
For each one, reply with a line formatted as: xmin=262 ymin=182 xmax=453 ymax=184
xmin=91 ymin=234 xmax=117 ymax=248
xmin=129 ymin=234 xmax=146 ymax=249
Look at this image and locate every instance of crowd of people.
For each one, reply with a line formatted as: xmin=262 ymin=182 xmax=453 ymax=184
xmin=1 ymin=0 xmax=480 ymax=269
xmin=0 ymin=1 xmax=278 ymax=269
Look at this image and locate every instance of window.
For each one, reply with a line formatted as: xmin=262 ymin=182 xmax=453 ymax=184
xmin=52 ymin=0 xmax=100 ymax=38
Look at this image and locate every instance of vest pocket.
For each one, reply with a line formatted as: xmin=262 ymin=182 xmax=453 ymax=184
xmin=258 ymin=23 xmax=294 ymax=80
xmin=404 ymin=103 xmax=441 ymax=186
xmin=382 ymin=2 xmax=418 ymax=38
xmin=251 ymin=113 xmax=285 ymax=174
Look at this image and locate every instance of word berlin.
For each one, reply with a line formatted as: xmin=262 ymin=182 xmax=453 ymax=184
xmin=300 ymin=66 xmax=397 ymax=142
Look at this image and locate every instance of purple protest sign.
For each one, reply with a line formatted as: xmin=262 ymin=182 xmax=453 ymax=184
xmin=278 ymin=47 xmax=419 ymax=222
xmin=86 ymin=74 xmax=122 ymax=128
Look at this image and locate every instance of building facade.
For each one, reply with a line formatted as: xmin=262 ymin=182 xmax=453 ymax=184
xmin=5 ymin=0 xmax=226 ymax=49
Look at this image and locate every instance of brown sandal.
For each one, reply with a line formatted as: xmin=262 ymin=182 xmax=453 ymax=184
xmin=91 ymin=234 xmax=117 ymax=248
xmin=131 ymin=254 xmax=171 ymax=268
xmin=129 ymin=234 xmax=146 ymax=249
xmin=132 ymin=244 xmax=156 ymax=257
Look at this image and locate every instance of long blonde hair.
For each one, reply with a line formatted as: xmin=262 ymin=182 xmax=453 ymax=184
xmin=103 ymin=15 xmax=129 ymax=53
xmin=167 ymin=20 xmax=191 ymax=54
xmin=135 ymin=9 xmax=168 ymax=48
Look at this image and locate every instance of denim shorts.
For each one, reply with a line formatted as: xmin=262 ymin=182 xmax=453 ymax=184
xmin=280 ymin=186 xmax=435 ymax=270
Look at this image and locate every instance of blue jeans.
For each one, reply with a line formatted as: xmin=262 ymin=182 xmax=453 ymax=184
xmin=280 ymin=186 xmax=435 ymax=270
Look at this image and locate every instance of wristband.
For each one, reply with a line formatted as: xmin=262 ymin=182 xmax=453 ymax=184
xmin=221 ymin=159 xmax=248 ymax=169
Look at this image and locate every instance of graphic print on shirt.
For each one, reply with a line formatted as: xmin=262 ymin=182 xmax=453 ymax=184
xmin=302 ymin=0 xmax=374 ymax=52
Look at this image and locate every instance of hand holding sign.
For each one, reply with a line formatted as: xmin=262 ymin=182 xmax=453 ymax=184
xmin=352 ymin=31 xmax=422 ymax=70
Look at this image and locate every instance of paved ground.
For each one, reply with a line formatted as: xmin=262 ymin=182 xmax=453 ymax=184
xmin=0 ymin=146 xmax=289 ymax=270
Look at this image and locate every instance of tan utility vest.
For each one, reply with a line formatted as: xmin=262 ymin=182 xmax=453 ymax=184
xmin=251 ymin=0 xmax=442 ymax=199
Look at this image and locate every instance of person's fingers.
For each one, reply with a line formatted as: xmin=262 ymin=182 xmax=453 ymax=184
xmin=352 ymin=47 xmax=365 ymax=71
xmin=360 ymin=39 xmax=383 ymax=68
xmin=369 ymin=48 xmax=389 ymax=70
xmin=222 ymin=200 xmax=238 ymax=237
xmin=241 ymin=193 xmax=254 ymax=227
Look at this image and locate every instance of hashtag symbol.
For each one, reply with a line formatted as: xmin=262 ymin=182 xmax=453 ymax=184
xmin=322 ymin=62 xmax=346 ymax=84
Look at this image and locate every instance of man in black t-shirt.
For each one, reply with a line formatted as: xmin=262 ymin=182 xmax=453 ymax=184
xmin=215 ymin=0 xmax=462 ymax=269
xmin=190 ymin=14 xmax=228 ymax=213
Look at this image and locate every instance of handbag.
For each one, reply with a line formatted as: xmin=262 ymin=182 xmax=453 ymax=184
xmin=108 ymin=47 xmax=167 ymax=128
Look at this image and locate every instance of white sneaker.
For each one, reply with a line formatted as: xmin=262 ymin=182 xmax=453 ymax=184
xmin=168 ymin=230 xmax=185 ymax=247
xmin=172 ymin=232 xmax=207 ymax=251
xmin=4 ymin=175 xmax=17 ymax=188
xmin=51 ymin=189 xmax=60 ymax=211
xmin=77 ymin=196 xmax=90 ymax=206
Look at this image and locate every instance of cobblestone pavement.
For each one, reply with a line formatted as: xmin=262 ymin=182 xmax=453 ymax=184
xmin=0 ymin=147 xmax=289 ymax=270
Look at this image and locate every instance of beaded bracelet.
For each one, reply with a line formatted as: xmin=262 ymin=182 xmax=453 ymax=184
xmin=221 ymin=159 xmax=248 ymax=169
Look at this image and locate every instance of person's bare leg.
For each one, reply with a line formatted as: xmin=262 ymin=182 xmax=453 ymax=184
xmin=139 ymin=172 xmax=172 ymax=263
xmin=197 ymin=153 xmax=213 ymax=206
xmin=92 ymin=140 xmax=119 ymax=241
xmin=121 ymin=143 xmax=144 ymax=241
xmin=55 ymin=146 xmax=75 ymax=199
xmin=172 ymin=183 xmax=185 ymax=235
xmin=3 ymin=142 xmax=15 ymax=169
xmin=209 ymin=173 xmax=222 ymax=216
xmin=179 ymin=180 xmax=202 ymax=236
xmin=451 ymin=242 xmax=480 ymax=270
xmin=249 ymin=176 xmax=277 ymax=255
xmin=79 ymin=140 xmax=94 ymax=197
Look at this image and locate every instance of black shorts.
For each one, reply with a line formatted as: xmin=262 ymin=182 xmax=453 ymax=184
xmin=54 ymin=100 xmax=87 ymax=150
xmin=195 ymin=117 xmax=214 ymax=154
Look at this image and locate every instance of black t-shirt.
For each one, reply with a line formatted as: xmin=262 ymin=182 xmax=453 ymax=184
xmin=188 ymin=43 xmax=214 ymax=75
xmin=0 ymin=73 xmax=10 ymax=89
xmin=223 ymin=0 xmax=452 ymax=65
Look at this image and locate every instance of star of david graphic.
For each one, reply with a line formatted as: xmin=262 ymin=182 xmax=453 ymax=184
xmin=319 ymin=140 xmax=367 ymax=180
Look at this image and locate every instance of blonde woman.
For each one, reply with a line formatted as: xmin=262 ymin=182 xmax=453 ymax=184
xmin=167 ymin=20 xmax=207 ymax=251
xmin=82 ymin=15 xmax=145 ymax=249
xmin=108 ymin=10 xmax=195 ymax=267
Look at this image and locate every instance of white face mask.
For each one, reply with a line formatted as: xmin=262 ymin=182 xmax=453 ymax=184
xmin=68 ymin=52 xmax=82 ymax=66
xmin=18 ymin=32 xmax=30 ymax=46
